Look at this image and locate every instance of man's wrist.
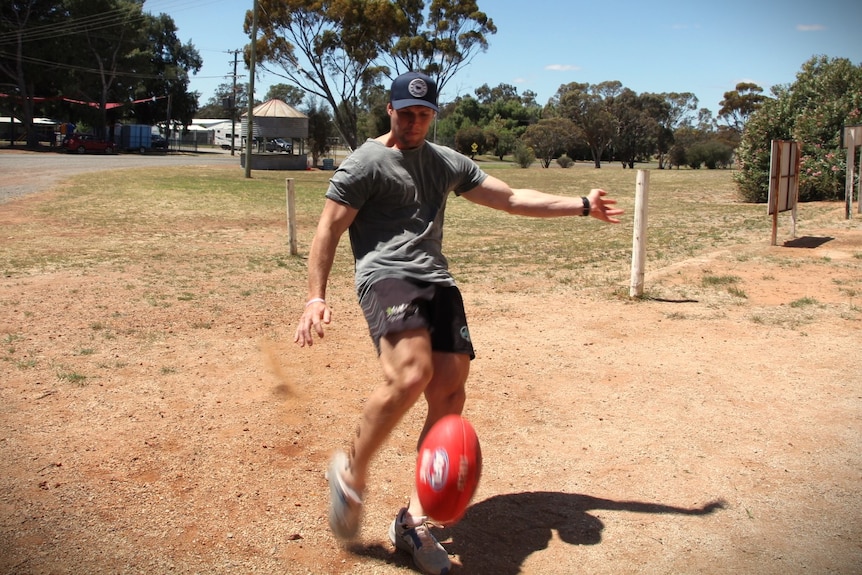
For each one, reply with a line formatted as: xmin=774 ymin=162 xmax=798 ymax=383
xmin=581 ymin=196 xmax=591 ymax=217
xmin=305 ymin=297 xmax=326 ymax=307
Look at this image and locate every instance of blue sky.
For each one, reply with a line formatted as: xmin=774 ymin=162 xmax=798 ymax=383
xmin=147 ymin=0 xmax=862 ymax=115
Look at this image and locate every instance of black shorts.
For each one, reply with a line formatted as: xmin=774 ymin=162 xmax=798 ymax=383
xmin=359 ymin=278 xmax=475 ymax=359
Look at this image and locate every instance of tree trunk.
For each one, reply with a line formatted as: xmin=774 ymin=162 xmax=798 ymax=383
xmin=591 ymin=146 xmax=602 ymax=168
xmin=21 ymin=83 xmax=39 ymax=148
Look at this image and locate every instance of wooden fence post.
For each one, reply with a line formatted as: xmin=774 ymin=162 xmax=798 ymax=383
xmin=286 ymin=178 xmax=297 ymax=256
xmin=629 ymin=170 xmax=649 ymax=298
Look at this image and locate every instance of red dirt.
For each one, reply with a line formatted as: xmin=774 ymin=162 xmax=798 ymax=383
xmin=1 ymin=168 xmax=861 ymax=574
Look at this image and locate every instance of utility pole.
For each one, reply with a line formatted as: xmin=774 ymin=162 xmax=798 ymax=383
xmin=244 ymin=0 xmax=258 ymax=178
xmin=226 ymin=49 xmax=241 ymax=156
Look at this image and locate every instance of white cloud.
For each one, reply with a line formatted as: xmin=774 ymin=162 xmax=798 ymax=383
xmin=545 ymin=64 xmax=581 ymax=72
xmin=797 ymin=24 xmax=826 ymax=32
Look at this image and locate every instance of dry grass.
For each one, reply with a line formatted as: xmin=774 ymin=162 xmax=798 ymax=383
xmin=0 ymin=162 xmax=845 ymax=294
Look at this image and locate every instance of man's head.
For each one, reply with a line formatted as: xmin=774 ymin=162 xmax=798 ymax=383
xmin=385 ymin=72 xmax=438 ymax=149
xmin=390 ymin=72 xmax=438 ymax=112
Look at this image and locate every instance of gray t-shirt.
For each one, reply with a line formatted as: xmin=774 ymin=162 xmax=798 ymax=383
xmin=326 ymin=139 xmax=488 ymax=298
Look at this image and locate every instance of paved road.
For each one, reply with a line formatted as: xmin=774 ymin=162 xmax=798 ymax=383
xmin=0 ymin=149 xmax=241 ymax=204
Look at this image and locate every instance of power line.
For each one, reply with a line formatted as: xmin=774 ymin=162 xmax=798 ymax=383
xmin=0 ymin=8 xmax=146 ymax=45
xmin=0 ymin=0 xmax=228 ymax=45
xmin=0 ymin=50 xmax=180 ymax=80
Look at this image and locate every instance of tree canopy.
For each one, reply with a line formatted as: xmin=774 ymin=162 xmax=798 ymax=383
xmin=383 ymin=0 xmax=496 ymax=95
xmin=719 ymin=82 xmax=767 ymax=135
xmin=264 ymin=83 xmax=305 ymax=107
xmin=0 ymin=0 xmax=201 ymax=145
xmin=521 ymin=117 xmax=578 ymax=168
xmin=250 ymin=0 xmax=495 ymax=150
xmin=551 ymin=82 xmax=616 ymax=168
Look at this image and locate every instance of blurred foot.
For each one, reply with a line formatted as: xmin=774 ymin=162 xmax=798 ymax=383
xmin=326 ymin=451 xmax=363 ymax=539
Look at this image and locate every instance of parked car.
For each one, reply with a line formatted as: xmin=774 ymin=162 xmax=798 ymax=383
xmin=64 ymin=134 xmax=114 ymax=154
xmin=265 ymin=138 xmax=292 ymax=153
xmin=150 ymin=134 xmax=169 ymax=150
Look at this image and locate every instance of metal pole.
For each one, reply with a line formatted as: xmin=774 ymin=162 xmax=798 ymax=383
xmin=231 ymin=50 xmax=239 ymax=156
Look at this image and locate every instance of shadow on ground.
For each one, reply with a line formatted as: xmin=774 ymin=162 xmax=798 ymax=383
xmin=350 ymin=491 xmax=725 ymax=574
xmin=783 ymin=236 xmax=834 ymax=249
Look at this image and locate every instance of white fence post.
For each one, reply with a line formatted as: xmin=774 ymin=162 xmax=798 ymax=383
xmin=629 ymin=170 xmax=649 ymax=298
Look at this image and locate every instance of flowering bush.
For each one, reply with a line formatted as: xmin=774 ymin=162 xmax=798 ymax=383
xmin=734 ymin=56 xmax=862 ymax=203
xmin=734 ymin=97 xmax=793 ymax=203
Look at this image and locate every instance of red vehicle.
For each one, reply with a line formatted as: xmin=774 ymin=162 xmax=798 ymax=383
xmin=64 ymin=134 xmax=115 ymax=154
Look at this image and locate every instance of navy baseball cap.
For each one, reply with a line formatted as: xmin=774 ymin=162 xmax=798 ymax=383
xmin=390 ymin=72 xmax=438 ymax=112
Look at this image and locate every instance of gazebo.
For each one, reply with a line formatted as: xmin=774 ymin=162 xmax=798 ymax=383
xmin=240 ymin=99 xmax=309 ymax=170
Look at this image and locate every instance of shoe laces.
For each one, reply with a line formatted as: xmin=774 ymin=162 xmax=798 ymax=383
xmin=406 ymin=517 xmax=439 ymax=550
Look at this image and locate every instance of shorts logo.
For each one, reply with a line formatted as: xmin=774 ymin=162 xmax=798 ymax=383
xmin=385 ymin=303 xmax=416 ymax=321
xmin=460 ymin=326 xmax=471 ymax=343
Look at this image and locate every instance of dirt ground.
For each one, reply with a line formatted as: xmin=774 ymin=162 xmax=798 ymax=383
xmin=1 ymin=162 xmax=861 ymax=574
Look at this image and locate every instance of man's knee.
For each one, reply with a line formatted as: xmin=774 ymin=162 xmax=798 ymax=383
xmin=424 ymin=355 xmax=468 ymax=408
xmin=425 ymin=378 xmax=466 ymax=408
xmin=393 ymin=358 xmax=434 ymax=397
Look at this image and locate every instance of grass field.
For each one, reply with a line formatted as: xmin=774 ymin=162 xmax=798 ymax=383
xmin=1 ymin=161 xmax=845 ymax=288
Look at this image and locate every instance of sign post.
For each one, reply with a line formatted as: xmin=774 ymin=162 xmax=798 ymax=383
xmin=841 ymin=124 xmax=861 ymax=219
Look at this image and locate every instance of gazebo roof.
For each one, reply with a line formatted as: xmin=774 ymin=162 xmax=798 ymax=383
xmin=244 ymin=99 xmax=307 ymax=118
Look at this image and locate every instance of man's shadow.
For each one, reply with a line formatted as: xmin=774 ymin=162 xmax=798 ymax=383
xmin=350 ymin=491 xmax=725 ymax=574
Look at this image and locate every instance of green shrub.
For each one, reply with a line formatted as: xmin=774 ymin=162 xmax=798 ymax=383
xmin=687 ymin=140 xmax=733 ymax=170
xmin=454 ymin=125 xmax=486 ymax=158
xmin=513 ymin=142 xmax=535 ymax=168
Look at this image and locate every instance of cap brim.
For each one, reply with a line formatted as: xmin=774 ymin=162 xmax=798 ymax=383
xmin=391 ymin=98 xmax=438 ymax=112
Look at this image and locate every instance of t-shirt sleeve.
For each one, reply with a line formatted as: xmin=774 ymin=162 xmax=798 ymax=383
xmin=325 ymin=153 xmax=369 ymax=209
xmin=451 ymin=153 xmax=488 ymax=196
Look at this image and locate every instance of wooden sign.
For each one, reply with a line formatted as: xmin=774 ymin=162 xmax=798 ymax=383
xmin=841 ymin=124 xmax=861 ymax=149
xmin=767 ymin=140 xmax=800 ymax=215
xmin=767 ymin=140 xmax=800 ymax=245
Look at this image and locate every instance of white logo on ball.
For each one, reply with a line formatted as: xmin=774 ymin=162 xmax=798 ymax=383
xmin=425 ymin=448 xmax=448 ymax=492
xmin=408 ymin=78 xmax=429 ymax=98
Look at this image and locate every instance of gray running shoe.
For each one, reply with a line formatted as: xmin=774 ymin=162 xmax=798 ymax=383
xmin=326 ymin=451 xmax=363 ymax=539
xmin=388 ymin=507 xmax=452 ymax=575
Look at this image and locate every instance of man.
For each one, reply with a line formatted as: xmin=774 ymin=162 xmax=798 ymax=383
xmin=294 ymin=71 xmax=623 ymax=575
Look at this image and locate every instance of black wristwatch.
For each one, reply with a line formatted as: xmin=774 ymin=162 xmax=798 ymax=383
xmin=581 ymin=196 xmax=590 ymax=217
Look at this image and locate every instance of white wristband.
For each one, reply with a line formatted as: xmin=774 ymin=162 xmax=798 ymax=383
xmin=305 ymin=298 xmax=326 ymax=307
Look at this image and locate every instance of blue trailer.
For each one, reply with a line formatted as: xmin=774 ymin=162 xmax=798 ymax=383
xmin=120 ymin=125 xmax=153 ymax=153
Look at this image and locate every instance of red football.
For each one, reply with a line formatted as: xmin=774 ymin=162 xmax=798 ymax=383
xmin=415 ymin=414 xmax=482 ymax=525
